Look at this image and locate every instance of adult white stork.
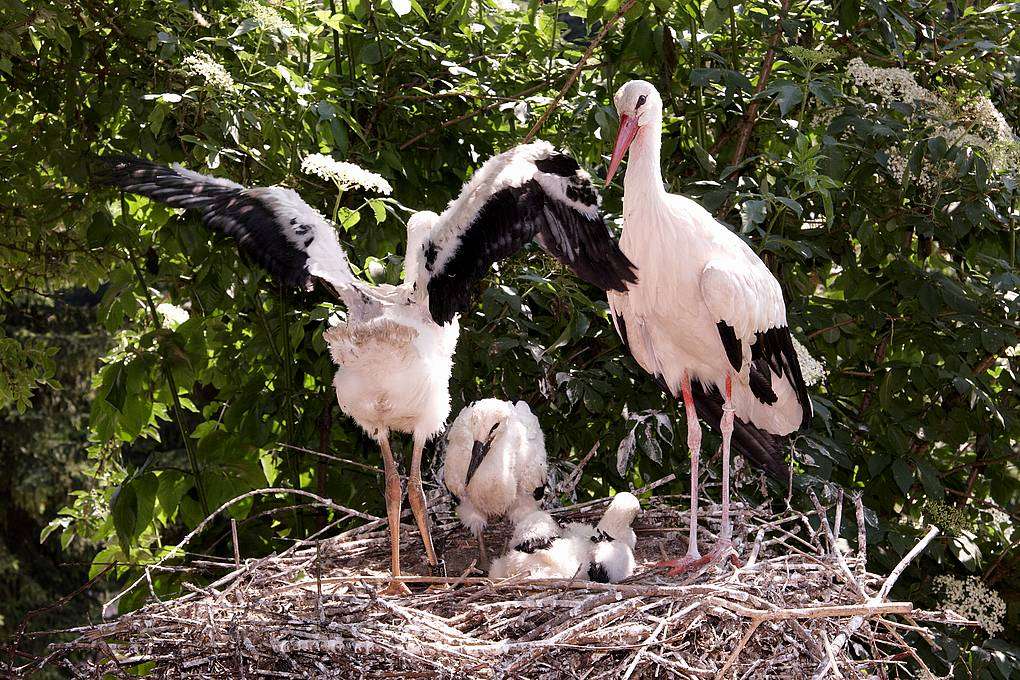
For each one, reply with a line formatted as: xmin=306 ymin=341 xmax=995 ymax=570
xmin=443 ymin=398 xmax=547 ymax=570
xmin=604 ymin=80 xmax=812 ymax=573
xmin=96 ymin=141 xmax=636 ymax=595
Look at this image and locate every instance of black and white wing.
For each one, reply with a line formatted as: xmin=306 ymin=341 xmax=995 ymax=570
xmin=93 ymin=156 xmax=361 ymax=295
xmin=700 ymin=255 xmax=812 ymax=431
xmin=415 ymin=141 xmax=637 ymax=324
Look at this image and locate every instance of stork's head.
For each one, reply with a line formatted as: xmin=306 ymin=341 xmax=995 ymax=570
xmin=596 ymin=491 xmax=641 ymax=540
xmin=463 ymin=399 xmax=512 ymax=486
xmin=606 ymin=80 xmax=662 ymax=186
xmin=403 ymin=210 xmax=439 ymax=285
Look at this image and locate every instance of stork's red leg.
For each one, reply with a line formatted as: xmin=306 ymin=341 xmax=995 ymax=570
xmin=720 ymin=373 xmax=734 ymax=543
xmin=703 ymin=373 xmax=742 ymax=568
xmin=654 ymin=372 xmax=704 ymax=576
xmin=378 ymin=435 xmax=411 ymax=596
xmin=407 ymin=433 xmax=439 ymax=570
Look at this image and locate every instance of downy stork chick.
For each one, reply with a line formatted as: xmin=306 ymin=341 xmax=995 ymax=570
xmin=96 ymin=141 xmax=635 ymax=596
xmin=489 ymin=494 xmax=641 ymax=583
xmin=444 ymin=399 xmax=548 ymax=569
xmin=587 ymin=492 xmax=641 ymax=583
xmin=489 ymin=511 xmax=591 ymax=580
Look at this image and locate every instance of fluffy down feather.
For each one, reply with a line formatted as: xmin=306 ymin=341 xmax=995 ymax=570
xmin=489 ymin=515 xmax=592 ymax=580
xmin=489 ymin=494 xmax=641 ymax=583
xmin=443 ymin=399 xmax=547 ymax=536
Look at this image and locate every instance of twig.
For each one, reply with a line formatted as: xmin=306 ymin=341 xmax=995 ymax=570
xmin=231 ymin=519 xmax=241 ymax=568
xmin=726 ymin=0 xmax=793 ymax=176
xmin=521 ymin=0 xmax=637 ymax=143
xmin=715 ymin=619 xmax=762 ymax=680
xmin=557 ymin=440 xmax=600 ymax=498
xmin=809 ymin=491 xmax=867 ymax=599
xmin=876 ymin=526 xmax=939 ymax=601
xmin=400 ymin=82 xmax=547 ymax=150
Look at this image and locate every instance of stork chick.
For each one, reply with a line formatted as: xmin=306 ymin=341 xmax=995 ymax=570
xmin=586 ymin=492 xmax=641 ymax=583
xmin=444 ymin=399 xmax=548 ymax=569
xmin=489 ymin=510 xmax=590 ymax=580
xmin=489 ymin=493 xmax=642 ymax=583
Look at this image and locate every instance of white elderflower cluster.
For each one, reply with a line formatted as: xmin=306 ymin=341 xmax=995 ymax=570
xmin=156 ymin=302 xmax=190 ymax=329
xmin=792 ymin=335 xmax=825 ymax=386
xmin=242 ymin=1 xmax=294 ymax=33
xmin=811 ymin=107 xmax=840 ymax=130
xmin=885 ymin=147 xmax=953 ymax=196
xmin=181 ymin=53 xmax=235 ymax=91
xmin=933 ymin=575 xmax=1006 ymax=636
xmin=847 ymin=57 xmax=943 ymax=112
xmin=301 ymin=154 xmax=392 ymax=195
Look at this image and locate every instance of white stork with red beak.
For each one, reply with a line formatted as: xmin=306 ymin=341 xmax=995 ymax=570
xmin=604 ymin=80 xmax=812 ymax=572
xmin=96 ymin=141 xmax=635 ymax=594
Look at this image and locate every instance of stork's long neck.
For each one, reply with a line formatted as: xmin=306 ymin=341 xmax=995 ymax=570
xmin=623 ymin=115 xmax=667 ymax=204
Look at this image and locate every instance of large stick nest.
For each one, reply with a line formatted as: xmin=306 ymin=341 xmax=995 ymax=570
xmin=28 ymin=484 xmax=965 ymax=679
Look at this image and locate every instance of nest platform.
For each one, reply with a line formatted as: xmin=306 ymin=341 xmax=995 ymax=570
xmin=25 ymin=483 xmax=965 ymax=679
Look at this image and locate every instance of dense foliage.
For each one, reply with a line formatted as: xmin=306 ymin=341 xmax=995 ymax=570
xmin=1 ymin=0 xmax=1017 ymax=674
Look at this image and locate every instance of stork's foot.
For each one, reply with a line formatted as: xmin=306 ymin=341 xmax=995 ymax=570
xmin=653 ymin=552 xmax=708 ymax=577
xmin=379 ymin=580 xmax=412 ymax=597
xmin=710 ymin=538 xmax=743 ymax=568
xmin=655 ymin=541 xmax=741 ymax=577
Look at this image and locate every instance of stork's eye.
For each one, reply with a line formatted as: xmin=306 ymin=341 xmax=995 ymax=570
xmin=636 ymin=94 xmax=647 ymax=109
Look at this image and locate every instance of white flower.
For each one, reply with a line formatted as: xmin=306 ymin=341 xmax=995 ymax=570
xmin=181 ymin=53 xmax=235 ymax=92
xmin=301 ymin=154 xmax=392 ymax=195
xmin=847 ymin=57 xmax=944 ymax=112
xmin=884 ymin=147 xmax=954 ymax=196
xmin=242 ymin=1 xmax=294 ymax=33
xmin=489 ymin=0 xmax=519 ymax=10
xmin=934 ymin=575 xmax=1006 ymax=636
xmin=390 ymin=0 xmax=411 ymax=16
xmin=792 ymin=335 xmax=825 ymax=386
xmin=156 ymin=303 xmax=190 ymax=329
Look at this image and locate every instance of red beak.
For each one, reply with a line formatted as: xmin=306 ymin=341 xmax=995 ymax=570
xmin=605 ymin=113 xmax=639 ymax=187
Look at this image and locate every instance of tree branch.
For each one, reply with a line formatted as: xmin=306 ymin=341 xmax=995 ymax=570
xmin=522 ymin=0 xmax=637 ymax=143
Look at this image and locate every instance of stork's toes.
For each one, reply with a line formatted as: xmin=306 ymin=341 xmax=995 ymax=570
xmin=379 ymin=580 xmax=412 ymax=597
xmin=653 ymin=554 xmax=710 ymax=577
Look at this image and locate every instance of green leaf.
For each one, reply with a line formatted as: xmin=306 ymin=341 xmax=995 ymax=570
xmin=892 ymin=458 xmax=913 ymax=495
xmin=103 ymin=362 xmax=129 ymax=412
xmin=111 ymin=483 xmax=138 ymax=550
xmin=369 ymin=198 xmax=387 ymax=224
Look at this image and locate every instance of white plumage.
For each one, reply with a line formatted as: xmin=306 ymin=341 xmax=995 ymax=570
xmin=489 ymin=492 xmax=641 ymax=583
xmin=96 ymin=145 xmax=633 ymax=595
xmin=605 ymin=80 xmax=812 ymax=571
xmin=443 ymin=399 xmax=548 ymax=568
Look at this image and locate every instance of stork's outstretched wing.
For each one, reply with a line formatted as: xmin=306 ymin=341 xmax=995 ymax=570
xmin=93 ymin=156 xmax=361 ymax=295
xmin=416 ymin=141 xmax=637 ymax=324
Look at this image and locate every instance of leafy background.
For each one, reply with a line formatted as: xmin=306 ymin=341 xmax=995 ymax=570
xmin=1 ymin=0 xmax=1017 ymax=675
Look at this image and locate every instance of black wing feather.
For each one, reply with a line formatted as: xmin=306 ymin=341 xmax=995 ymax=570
xmin=689 ymin=379 xmax=789 ymax=480
xmin=425 ymin=149 xmax=636 ymax=325
xmin=750 ymin=326 xmax=811 ymax=427
xmin=715 ymin=321 xmax=742 ymax=372
xmin=93 ymin=156 xmax=314 ymax=290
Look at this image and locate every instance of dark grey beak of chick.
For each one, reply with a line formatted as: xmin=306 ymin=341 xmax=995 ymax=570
xmin=465 ymin=422 xmax=499 ymax=487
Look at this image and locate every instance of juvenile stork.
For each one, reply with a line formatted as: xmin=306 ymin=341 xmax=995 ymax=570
xmin=443 ymin=399 xmax=547 ymax=570
xmin=489 ymin=492 xmax=641 ymax=583
xmin=96 ymin=141 xmax=635 ymax=595
xmin=604 ymin=80 xmax=812 ymax=573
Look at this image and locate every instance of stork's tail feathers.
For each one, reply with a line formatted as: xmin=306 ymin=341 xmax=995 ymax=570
xmin=689 ymin=380 xmax=790 ymax=480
